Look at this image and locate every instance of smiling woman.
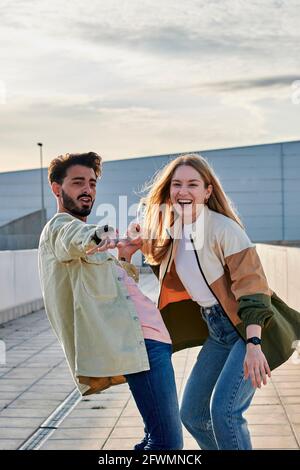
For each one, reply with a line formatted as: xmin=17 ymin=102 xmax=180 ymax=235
xmin=141 ymin=153 xmax=242 ymax=266
xmin=170 ymin=165 xmax=213 ymax=225
xmin=141 ymin=153 xmax=300 ymax=450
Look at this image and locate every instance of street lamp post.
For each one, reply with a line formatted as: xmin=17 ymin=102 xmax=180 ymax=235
xmin=37 ymin=142 xmax=46 ymax=228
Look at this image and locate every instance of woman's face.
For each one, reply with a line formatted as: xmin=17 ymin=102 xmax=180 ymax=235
xmin=169 ymin=165 xmax=212 ymax=222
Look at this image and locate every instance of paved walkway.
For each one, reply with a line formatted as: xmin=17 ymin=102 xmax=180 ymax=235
xmin=0 ymin=273 xmax=299 ymax=450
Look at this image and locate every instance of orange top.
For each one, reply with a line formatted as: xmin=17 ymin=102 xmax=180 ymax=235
xmin=159 ymin=262 xmax=191 ymax=310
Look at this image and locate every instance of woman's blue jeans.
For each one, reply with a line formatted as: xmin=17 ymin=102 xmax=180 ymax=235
xmin=180 ymin=304 xmax=256 ymax=450
xmin=125 ymin=339 xmax=183 ymax=450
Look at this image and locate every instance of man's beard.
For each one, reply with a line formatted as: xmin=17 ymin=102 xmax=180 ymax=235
xmin=61 ymin=189 xmax=94 ymax=217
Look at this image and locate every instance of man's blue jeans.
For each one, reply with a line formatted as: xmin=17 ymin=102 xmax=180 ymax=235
xmin=125 ymin=339 xmax=183 ymax=450
xmin=180 ymin=304 xmax=256 ymax=450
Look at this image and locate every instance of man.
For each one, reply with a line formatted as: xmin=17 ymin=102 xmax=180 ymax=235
xmin=38 ymin=152 xmax=183 ymax=450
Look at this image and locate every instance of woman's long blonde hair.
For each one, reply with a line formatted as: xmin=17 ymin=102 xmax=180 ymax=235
xmin=141 ymin=153 xmax=244 ymax=265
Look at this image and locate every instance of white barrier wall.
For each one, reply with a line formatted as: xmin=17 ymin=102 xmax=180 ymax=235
xmin=256 ymin=244 xmax=300 ymax=311
xmin=0 ymin=248 xmax=142 ymax=325
xmin=0 ymin=249 xmax=43 ymax=324
xmin=0 ymin=245 xmax=299 ymax=325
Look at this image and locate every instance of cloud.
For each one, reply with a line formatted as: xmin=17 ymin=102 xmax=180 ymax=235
xmin=68 ymin=1 xmax=300 ymax=61
xmin=213 ymin=76 xmax=300 ymax=91
xmin=176 ymin=75 xmax=300 ymax=93
xmin=74 ymin=22 xmax=259 ymax=57
xmin=0 ymin=0 xmax=300 ymax=172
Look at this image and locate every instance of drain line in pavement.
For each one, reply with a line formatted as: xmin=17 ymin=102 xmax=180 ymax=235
xmin=18 ymin=388 xmax=81 ymax=450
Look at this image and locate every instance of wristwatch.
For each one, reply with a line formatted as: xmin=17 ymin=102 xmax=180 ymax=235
xmin=92 ymin=225 xmax=115 ymax=245
xmin=246 ymin=337 xmax=261 ymax=346
xmin=92 ymin=230 xmax=102 ymax=245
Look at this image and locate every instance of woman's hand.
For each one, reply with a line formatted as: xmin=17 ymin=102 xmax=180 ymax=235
xmin=117 ymin=236 xmax=143 ymax=261
xmin=127 ymin=223 xmax=142 ymax=240
xmin=116 ymin=223 xmax=143 ymax=261
xmin=243 ymin=345 xmax=271 ymax=388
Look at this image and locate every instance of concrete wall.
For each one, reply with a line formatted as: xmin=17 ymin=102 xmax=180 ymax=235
xmin=0 ymin=244 xmax=299 ymax=326
xmin=0 ymin=209 xmax=46 ymax=250
xmin=0 ymin=248 xmax=141 ymax=325
xmin=256 ymin=244 xmax=300 ymax=311
xmin=0 ymin=250 xmax=43 ymax=324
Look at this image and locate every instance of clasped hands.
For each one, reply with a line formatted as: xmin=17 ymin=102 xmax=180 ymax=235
xmin=86 ymin=223 xmax=142 ymax=259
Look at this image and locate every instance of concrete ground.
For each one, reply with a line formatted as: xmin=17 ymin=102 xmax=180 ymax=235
xmin=0 ymin=273 xmax=299 ymax=450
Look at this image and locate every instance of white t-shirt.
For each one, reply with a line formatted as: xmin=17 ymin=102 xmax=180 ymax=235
xmin=175 ymin=222 xmax=218 ymax=308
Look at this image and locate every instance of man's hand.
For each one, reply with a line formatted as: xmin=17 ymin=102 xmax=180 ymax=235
xmin=243 ymin=345 xmax=271 ymax=389
xmin=86 ymin=239 xmax=116 ymax=255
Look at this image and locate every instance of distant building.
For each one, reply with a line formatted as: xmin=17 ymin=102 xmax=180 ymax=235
xmin=0 ymin=140 xmax=299 ymax=252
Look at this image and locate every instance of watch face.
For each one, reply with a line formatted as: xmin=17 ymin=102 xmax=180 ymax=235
xmin=249 ymin=337 xmax=261 ymax=345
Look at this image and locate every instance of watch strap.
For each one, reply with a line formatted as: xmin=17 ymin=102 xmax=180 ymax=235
xmin=246 ymin=337 xmax=261 ymax=345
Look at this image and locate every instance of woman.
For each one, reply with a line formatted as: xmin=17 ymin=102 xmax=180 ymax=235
xmin=140 ymin=153 xmax=300 ymax=450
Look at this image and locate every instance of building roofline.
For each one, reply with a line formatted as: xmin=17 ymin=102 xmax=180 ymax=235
xmin=117 ymin=138 xmax=300 ymax=164
xmin=1 ymin=138 xmax=300 ymax=175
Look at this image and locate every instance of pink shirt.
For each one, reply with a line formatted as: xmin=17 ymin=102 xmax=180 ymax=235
xmin=116 ymin=265 xmax=172 ymax=344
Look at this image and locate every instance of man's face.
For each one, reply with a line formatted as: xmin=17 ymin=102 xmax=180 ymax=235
xmin=58 ymin=165 xmax=97 ymax=218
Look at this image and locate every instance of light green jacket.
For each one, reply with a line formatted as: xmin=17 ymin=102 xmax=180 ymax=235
xmin=38 ymin=212 xmax=149 ymax=396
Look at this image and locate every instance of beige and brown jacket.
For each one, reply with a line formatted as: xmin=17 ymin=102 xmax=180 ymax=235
xmin=153 ymin=206 xmax=300 ymax=371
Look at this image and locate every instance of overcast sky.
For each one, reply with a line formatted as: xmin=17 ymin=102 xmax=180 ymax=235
xmin=0 ymin=0 xmax=299 ymax=172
